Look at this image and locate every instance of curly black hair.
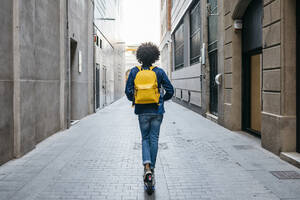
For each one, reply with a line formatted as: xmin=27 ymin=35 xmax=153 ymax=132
xmin=136 ymin=42 xmax=160 ymax=66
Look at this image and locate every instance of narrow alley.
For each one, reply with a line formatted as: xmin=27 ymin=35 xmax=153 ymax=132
xmin=0 ymin=98 xmax=299 ymax=200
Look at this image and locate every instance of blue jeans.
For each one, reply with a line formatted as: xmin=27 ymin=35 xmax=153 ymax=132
xmin=138 ymin=114 xmax=163 ymax=169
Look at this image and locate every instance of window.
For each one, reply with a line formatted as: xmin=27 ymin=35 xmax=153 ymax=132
xmin=95 ymin=36 xmax=99 ymax=46
xmin=190 ymin=1 xmax=201 ymax=65
xmin=174 ymin=22 xmax=184 ymax=70
xmin=161 ymin=0 xmax=165 ymax=10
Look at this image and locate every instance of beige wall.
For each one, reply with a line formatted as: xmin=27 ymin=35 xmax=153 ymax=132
xmin=222 ymin=0 xmax=242 ymax=130
xmin=223 ymin=0 xmax=297 ymax=155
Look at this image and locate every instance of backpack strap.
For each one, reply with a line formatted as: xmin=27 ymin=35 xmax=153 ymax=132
xmin=136 ymin=66 xmax=142 ymax=71
xmin=137 ymin=66 xmax=157 ymax=71
xmin=150 ymin=66 xmax=156 ymax=71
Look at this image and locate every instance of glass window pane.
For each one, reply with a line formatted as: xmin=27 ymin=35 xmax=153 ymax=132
xmin=190 ymin=1 xmax=201 ymax=64
xmin=174 ymin=22 xmax=184 ymax=70
xmin=208 ymin=0 xmax=217 ymax=13
xmin=208 ymin=15 xmax=218 ymax=45
xmin=190 ymin=31 xmax=201 ymax=64
xmin=175 ymin=24 xmax=184 ymax=46
xmin=190 ymin=1 xmax=200 ymax=35
xmin=175 ymin=46 xmax=184 ymax=69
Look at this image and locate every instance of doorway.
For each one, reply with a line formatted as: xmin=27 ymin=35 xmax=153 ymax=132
xmin=209 ymin=50 xmax=218 ymax=116
xmin=207 ymin=0 xmax=218 ymax=116
xmin=95 ymin=64 xmax=100 ymax=110
xmin=242 ymin=0 xmax=262 ymax=136
xmin=70 ymin=39 xmax=77 ymax=122
xmin=101 ymin=66 xmax=107 ymax=108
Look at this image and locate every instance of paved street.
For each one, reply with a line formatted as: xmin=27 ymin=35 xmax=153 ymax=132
xmin=0 ymin=98 xmax=300 ymax=200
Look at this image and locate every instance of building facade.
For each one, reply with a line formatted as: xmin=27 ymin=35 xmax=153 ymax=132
xmin=0 ymin=0 xmax=125 ymax=165
xmin=223 ymin=0 xmax=298 ymax=160
xmin=94 ymin=0 xmax=125 ymax=110
xmin=125 ymin=45 xmax=139 ymax=74
xmin=162 ymin=0 xmax=299 ymax=163
xmin=167 ymin=0 xmax=210 ymax=114
xmin=160 ymin=0 xmax=172 ymax=78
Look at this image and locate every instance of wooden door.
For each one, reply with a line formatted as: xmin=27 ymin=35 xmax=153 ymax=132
xmin=250 ymin=54 xmax=261 ymax=132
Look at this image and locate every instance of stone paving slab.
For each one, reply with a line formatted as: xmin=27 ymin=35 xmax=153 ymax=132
xmin=0 ymin=97 xmax=300 ymax=200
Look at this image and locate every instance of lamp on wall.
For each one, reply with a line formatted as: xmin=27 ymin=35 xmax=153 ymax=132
xmin=234 ymin=19 xmax=243 ymax=31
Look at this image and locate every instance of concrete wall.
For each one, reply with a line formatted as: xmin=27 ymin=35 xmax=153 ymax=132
xmin=0 ymin=0 xmax=14 ymax=164
xmin=114 ymin=43 xmax=125 ymax=101
xmin=18 ymin=0 xmax=61 ymax=154
xmin=0 ymin=0 xmax=95 ymax=165
xmin=94 ymin=0 xmax=125 ymax=107
xmin=113 ymin=0 xmax=125 ymax=101
xmin=68 ymin=0 xmax=94 ymax=120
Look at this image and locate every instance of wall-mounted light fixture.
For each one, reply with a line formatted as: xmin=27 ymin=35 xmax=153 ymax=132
xmin=233 ymin=19 xmax=243 ymax=31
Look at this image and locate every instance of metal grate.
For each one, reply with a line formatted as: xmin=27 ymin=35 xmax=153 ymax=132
xmin=233 ymin=145 xmax=254 ymax=150
xmin=270 ymin=171 xmax=300 ymax=179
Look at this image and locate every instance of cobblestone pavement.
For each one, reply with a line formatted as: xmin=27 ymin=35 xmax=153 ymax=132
xmin=1 ymin=98 xmax=300 ymax=200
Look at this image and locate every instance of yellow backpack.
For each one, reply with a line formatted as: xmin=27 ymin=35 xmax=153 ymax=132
xmin=134 ymin=66 xmax=160 ymax=104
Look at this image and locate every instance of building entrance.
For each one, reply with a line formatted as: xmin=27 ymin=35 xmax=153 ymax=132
xmin=70 ymin=39 xmax=77 ymax=122
xmin=242 ymin=0 xmax=262 ymax=136
xmin=101 ymin=66 xmax=107 ymax=107
xmin=208 ymin=0 xmax=218 ymax=116
xmin=95 ymin=64 xmax=100 ymax=110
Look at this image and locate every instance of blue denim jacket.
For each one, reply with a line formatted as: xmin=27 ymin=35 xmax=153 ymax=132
xmin=125 ymin=66 xmax=174 ymax=115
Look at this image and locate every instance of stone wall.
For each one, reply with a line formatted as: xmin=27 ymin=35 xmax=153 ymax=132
xmin=261 ymin=0 xmax=296 ymax=154
xmin=222 ymin=0 xmax=297 ymax=155
xmin=222 ymin=0 xmax=243 ymax=130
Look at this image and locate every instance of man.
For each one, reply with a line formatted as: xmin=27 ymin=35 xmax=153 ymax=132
xmin=125 ymin=42 xmax=174 ymax=188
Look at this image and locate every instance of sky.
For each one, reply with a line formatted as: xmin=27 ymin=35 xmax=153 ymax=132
xmin=122 ymin=0 xmax=160 ymax=45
